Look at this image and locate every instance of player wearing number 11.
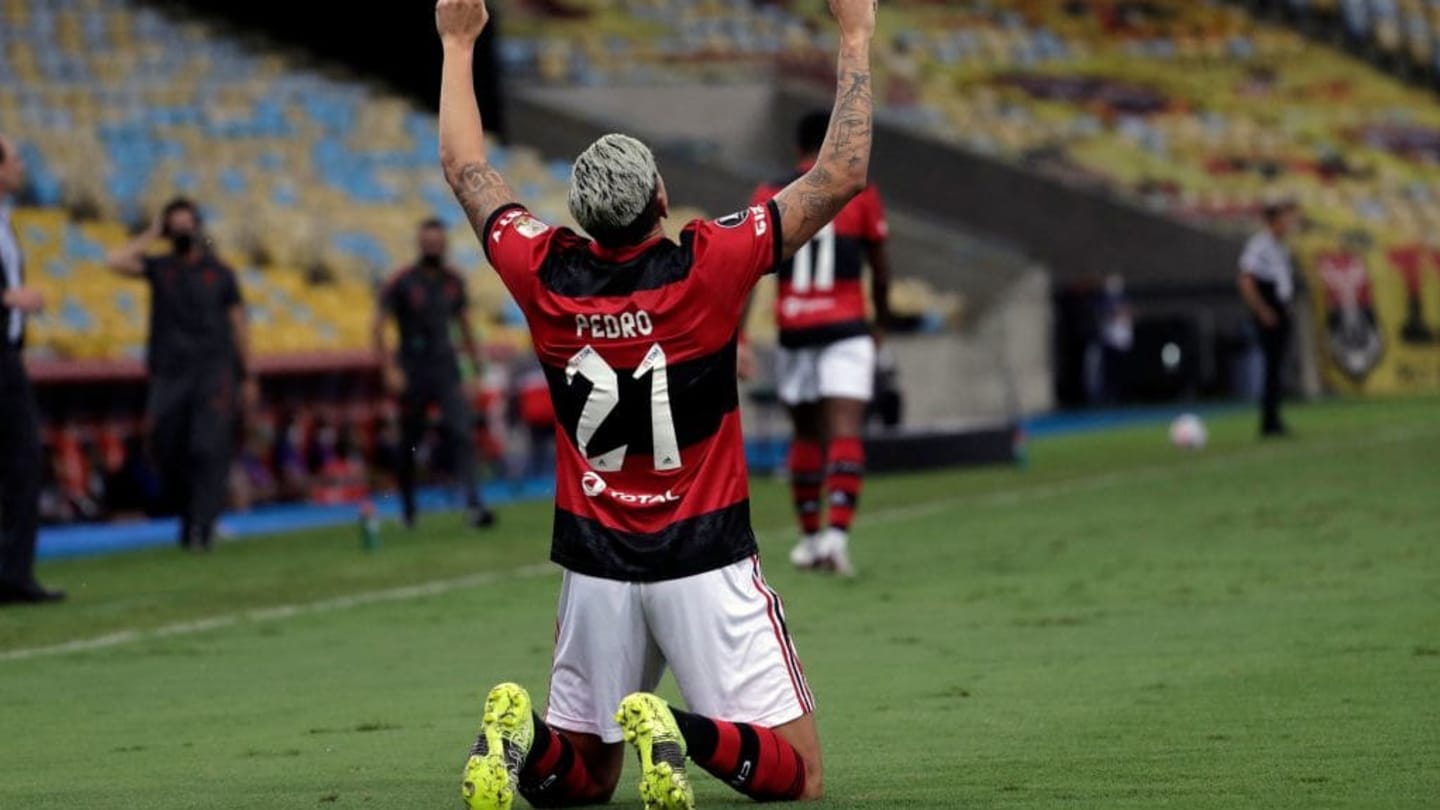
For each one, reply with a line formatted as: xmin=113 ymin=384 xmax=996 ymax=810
xmin=751 ymin=111 xmax=891 ymax=578
xmin=437 ymin=0 xmax=876 ymax=806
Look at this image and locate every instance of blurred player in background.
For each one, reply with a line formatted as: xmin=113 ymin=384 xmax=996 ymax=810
xmin=435 ymin=0 xmax=875 ymax=806
xmin=107 ymin=198 xmax=255 ymax=551
xmin=0 ymin=133 xmax=64 ymax=604
xmin=373 ymin=218 xmax=496 ymax=529
xmin=750 ymin=111 xmax=891 ymax=577
xmin=1238 ymin=200 xmax=1299 ymax=438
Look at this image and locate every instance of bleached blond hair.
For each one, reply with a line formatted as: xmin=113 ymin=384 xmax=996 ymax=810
xmin=568 ymin=134 xmax=659 ymax=243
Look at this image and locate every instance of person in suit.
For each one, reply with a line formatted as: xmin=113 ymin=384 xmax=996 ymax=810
xmin=1238 ymin=200 xmax=1300 ymax=437
xmin=0 ymin=133 xmax=64 ymax=604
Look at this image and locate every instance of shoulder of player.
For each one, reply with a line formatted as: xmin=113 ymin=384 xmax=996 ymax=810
xmin=1244 ymin=230 xmax=1273 ymax=248
xmin=680 ymin=205 xmax=775 ymax=256
xmin=1240 ymin=232 xmax=1276 ymax=261
xmin=536 ymin=225 xmax=589 ymax=255
xmin=207 ymin=256 xmax=241 ymax=276
xmin=380 ymin=265 xmax=415 ymax=290
xmin=489 ymin=209 xmax=575 ymax=255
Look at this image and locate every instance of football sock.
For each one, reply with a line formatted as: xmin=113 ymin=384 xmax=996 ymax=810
xmin=788 ymin=438 xmax=825 ymax=536
xmin=519 ymin=714 xmax=604 ymax=807
xmin=669 ymin=709 xmax=807 ymax=801
xmin=825 ymin=436 xmax=865 ymax=533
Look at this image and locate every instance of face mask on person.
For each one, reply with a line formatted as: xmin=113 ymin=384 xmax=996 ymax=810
xmin=171 ymin=232 xmax=196 ymax=255
xmin=420 ymin=252 xmax=444 ymax=268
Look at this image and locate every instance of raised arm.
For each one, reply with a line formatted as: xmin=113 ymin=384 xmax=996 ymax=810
xmin=772 ymin=0 xmax=877 ymax=260
xmin=106 ymin=215 xmax=162 ymax=277
xmin=437 ymin=0 xmax=518 ymax=239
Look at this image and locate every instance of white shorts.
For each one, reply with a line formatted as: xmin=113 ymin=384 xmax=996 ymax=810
xmin=545 ymin=556 xmax=816 ymax=743
xmin=776 ymin=335 xmax=876 ymax=406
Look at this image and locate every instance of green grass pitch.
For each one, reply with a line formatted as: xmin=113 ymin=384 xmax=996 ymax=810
xmin=1 ymin=398 xmax=1437 ymax=808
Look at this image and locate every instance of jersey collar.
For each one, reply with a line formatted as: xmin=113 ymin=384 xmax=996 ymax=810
xmin=589 ymin=234 xmax=666 ymax=263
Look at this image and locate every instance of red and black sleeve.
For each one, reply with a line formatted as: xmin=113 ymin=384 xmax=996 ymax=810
xmin=482 ymin=204 xmax=558 ymax=306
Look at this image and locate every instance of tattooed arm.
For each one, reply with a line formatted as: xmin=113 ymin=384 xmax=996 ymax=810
xmin=436 ymin=0 xmax=517 ymax=237
xmin=772 ymin=0 xmax=878 ymax=260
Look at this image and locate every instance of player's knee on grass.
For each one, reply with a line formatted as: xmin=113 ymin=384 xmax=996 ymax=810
xmin=772 ymin=714 xmax=824 ymax=800
xmin=565 ymin=731 xmax=624 ymax=801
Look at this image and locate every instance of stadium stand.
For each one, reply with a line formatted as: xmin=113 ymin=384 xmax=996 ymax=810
xmin=12 ymin=0 xmax=1436 ymax=519
xmin=1264 ymin=0 xmax=1440 ymax=77
xmin=0 ymin=0 xmax=972 ymax=522
xmin=0 ymin=0 xmax=597 ymax=360
xmin=1 ymin=0 xmax=957 ymax=361
xmin=504 ymin=0 xmax=1440 ymax=250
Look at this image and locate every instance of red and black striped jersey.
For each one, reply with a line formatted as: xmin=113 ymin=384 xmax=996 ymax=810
xmin=751 ymin=168 xmax=887 ymax=348
xmin=484 ymin=201 xmax=782 ymax=582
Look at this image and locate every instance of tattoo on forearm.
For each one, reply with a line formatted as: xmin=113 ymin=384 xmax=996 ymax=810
xmin=447 ymin=161 xmax=515 ymax=232
xmin=777 ymin=52 xmax=874 ymax=257
xmin=804 ymin=166 xmax=835 ymax=188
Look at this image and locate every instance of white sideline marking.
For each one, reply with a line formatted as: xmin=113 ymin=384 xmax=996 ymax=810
xmin=2 ymin=424 xmax=1434 ymax=664
xmin=0 ymin=564 xmax=555 ymax=663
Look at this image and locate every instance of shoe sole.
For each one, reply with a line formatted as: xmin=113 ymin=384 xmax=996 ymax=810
xmin=462 ymin=683 xmax=533 ymax=810
xmin=616 ymin=695 xmax=695 ymax=810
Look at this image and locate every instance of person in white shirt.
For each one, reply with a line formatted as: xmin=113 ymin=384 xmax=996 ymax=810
xmin=0 ymin=133 xmax=64 ymax=605
xmin=1237 ymin=200 xmax=1299 ymax=437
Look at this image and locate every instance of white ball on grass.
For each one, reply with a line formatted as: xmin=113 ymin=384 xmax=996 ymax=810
xmin=1169 ymin=413 xmax=1207 ymax=450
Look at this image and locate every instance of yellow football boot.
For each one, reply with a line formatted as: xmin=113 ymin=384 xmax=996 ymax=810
xmin=616 ymin=693 xmax=696 ymax=810
xmin=462 ymin=683 xmax=535 ymax=810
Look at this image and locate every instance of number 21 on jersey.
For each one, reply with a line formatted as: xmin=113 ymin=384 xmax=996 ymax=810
xmin=566 ymin=343 xmax=681 ymax=472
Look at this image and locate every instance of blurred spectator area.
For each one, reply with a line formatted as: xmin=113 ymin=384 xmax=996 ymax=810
xmin=0 ymin=0 xmax=994 ymax=525
xmin=0 ymin=0 xmax=540 ymax=363
xmin=0 ymin=0 xmax=967 ymax=364
xmin=28 ymin=357 xmax=520 ymax=525
xmin=503 ymin=0 xmax=1440 ymax=252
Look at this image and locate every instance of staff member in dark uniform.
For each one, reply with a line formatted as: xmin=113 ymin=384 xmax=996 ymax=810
xmin=0 ymin=133 xmax=64 ymax=604
xmin=1238 ymin=200 xmax=1299 ymax=438
xmin=106 ymin=198 xmax=256 ymax=550
xmin=374 ymin=219 xmax=495 ymax=530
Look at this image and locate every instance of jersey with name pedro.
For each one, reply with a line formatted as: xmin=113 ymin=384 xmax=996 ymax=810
xmin=751 ymin=168 xmax=887 ymax=348
xmin=484 ymin=201 xmax=782 ymax=583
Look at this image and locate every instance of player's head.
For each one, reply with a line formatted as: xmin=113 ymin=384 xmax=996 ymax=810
xmin=568 ymin=133 xmax=669 ymax=249
xmin=0 ymin=133 xmax=26 ymax=195
xmin=418 ymin=217 xmax=448 ymax=265
xmin=160 ymin=197 xmax=203 ymax=253
xmin=796 ymin=111 xmax=830 ymax=159
xmin=1262 ymin=199 xmax=1298 ymax=236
